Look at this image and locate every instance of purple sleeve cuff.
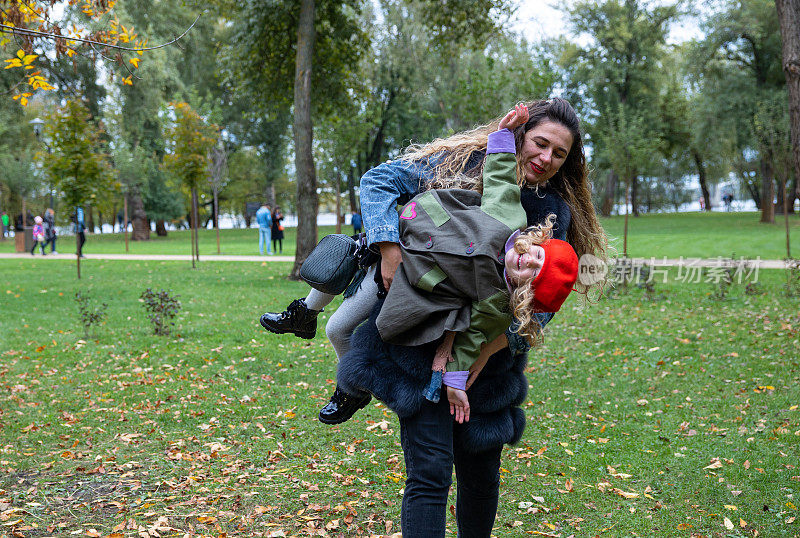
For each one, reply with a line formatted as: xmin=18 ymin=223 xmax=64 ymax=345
xmin=443 ymin=371 xmax=469 ymax=391
xmin=486 ymin=129 xmax=516 ymax=155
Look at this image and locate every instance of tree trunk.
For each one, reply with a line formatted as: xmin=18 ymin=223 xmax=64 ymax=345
xmin=213 ymin=185 xmax=220 ymax=255
xmin=244 ymin=203 xmax=252 ymax=228
xmin=192 ymin=186 xmax=200 ymax=266
xmin=759 ymin=156 xmax=775 ymax=223
xmin=600 ymin=170 xmax=617 ymax=217
xmin=86 ymin=205 xmax=95 ymax=234
xmin=130 ymin=189 xmax=150 ymax=240
xmin=347 ymin=166 xmax=358 ymax=213
xmin=776 ymin=0 xmax=800 ymax=221
xmin=123 ymin=196 xmax=129 ymax=253
xmin=783 ymin=174 xmax=791 ymax=257
xmin=335 ymin=175 xmax=342 ymax=234
xmin=623 ymin=177 xmax=631 ymax=258
xmin=736 ymin=162 xmax=761 ymax=209
xmin=631 ymin=175 xmax=640 ymax=217
xmin=776 ymin=180 xmax=787 ymax=214
xmin=692 ymin=150 xmax=712 ymax=211
xmin=190 ymin=187 xmax=197 ymax=268
xmin=155 ymin=219 xmax=167 ymax=236
xmin=290 ymin=0 xmax=318 ymax=280
xmin=76 ymin=231 xmax=81 ymax=280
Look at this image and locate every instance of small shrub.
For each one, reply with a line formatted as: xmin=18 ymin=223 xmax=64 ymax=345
xmin=74 ymin=290 xmax=108 ymax=339
xmin=785 ymin=259 xmax=800 ymax=297
xmin=744 ymin=282 xmax=765 ymax=296
xmin=140 ymin=288 xmax=182 ymax=335
xmin=605 ymin=258 xmax=634 ymax=298
xmin=708 ymin=264 xmax=735 ymax=301
xmin=635 ymin=264 xmax=665 ymax=301
xmin=606 ymin=260 xmax=664 ymax=300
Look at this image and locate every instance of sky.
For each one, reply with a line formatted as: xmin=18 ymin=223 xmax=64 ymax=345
xmin=510 ymin=1 xmax=704 ymax=45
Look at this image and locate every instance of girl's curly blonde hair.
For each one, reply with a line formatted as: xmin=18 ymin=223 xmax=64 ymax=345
xmin=401 ymin=98 xmax=607 ymax=297
xmin=508 ymin=215 xmax=555 ymax=346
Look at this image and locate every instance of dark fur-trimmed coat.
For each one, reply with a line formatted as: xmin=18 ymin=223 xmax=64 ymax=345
xmin=338 ymin=298 xmax=528 ymax=453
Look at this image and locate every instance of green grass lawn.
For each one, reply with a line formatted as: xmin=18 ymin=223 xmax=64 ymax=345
xmin=2 ymin=211 xmax=799 ymax=259
xmin=600 ymin=211 xmax=800 ymax=259
xmin=1 ymin=259 xmax=798 ymax=536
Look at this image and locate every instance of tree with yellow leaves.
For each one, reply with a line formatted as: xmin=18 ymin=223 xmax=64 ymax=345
xmin=1 ymin=0 xmax=195 ymax=105
xmin=162 ymin=102 xmax=217 ymax=269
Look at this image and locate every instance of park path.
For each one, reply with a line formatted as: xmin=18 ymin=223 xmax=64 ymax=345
xmin=0 ymin=252 xmax=789 ymax=268
xmin=0 ymin=252 xmax=295 ymax=262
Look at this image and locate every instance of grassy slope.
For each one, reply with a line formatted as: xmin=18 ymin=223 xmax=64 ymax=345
xmin=1 ymin=259 xmax=798 ymax=536
xmin=2 ymin=211 xmax=800 ymax=259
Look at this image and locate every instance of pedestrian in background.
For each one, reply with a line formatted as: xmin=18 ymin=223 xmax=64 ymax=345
xmin=1 ymin=211 xmax=8 ymax=238
xmin=43 ymin=208 xmax=57 ymax=254
xmin=351 ymin=211 xmax=362 ymax=234
xmin=31 ymin=216 xmax=45 ymax=255
xmin=74 ymin=206 xmax=86 ymax=257
xmin=256 ymin=202 xmax=272 ymax=255
xmin=271 ymin=206 xmax=284 ymax=254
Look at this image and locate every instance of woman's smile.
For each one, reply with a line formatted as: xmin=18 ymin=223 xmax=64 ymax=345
xmin=530 ymin=162 xmax=545 ymax=175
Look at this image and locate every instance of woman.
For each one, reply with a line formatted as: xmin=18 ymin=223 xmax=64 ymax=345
xmin=262 ymin=98 xmax=605 ymax=535
xmin=271 ymin=207 xmax=284 ymax=254
xmin=43 ymin=208 xmax=57 ymax=254
xmin=339 ymin=98 xmax=605 ymax=537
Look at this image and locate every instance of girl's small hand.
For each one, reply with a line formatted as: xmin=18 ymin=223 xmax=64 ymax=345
xmin=432 ymin=331 xmax=456 ymax=372
xmin=447 ymin=386 xmax=470 ymax=423
xmin=498 ymin=103 xmax=529 ymax=131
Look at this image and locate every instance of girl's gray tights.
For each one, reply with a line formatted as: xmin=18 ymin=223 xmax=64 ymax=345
xmin=304 ymin=265 xmax=379 ymax=360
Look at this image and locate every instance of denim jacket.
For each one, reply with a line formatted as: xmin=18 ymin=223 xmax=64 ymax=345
xmin=359 ymin=154 xmax=569 ymax=356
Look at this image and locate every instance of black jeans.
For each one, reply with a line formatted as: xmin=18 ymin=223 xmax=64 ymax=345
xmin=77 ymin=231 xmax=85 ymax=256
xmin=400 ymin=398 xmax=502 ymax=538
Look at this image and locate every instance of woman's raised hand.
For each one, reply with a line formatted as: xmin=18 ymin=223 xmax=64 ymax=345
xmin=498 ymin=103 xmax=529 ymax=131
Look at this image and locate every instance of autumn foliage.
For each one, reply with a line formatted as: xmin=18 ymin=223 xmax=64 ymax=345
xmin=1 ymin=0 xmax=144 ymax=104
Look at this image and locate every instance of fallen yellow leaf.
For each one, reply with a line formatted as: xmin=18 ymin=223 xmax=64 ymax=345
xmin=611 ymin=488 xmax=639 ymax=499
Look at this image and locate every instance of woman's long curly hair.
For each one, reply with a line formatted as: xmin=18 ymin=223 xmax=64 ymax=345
xmin=508 ymin=215 xmax=555 ymax=345
xmin=401 ymin=98 xmax=608 ymax=294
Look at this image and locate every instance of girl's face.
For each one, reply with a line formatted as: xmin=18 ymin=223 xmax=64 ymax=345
xmin=505 ymin=243 xmax=545 ymax=285
xmin=519 ymin=120 xmax=573 ymax=185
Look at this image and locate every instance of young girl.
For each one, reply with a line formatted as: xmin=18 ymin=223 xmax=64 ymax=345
xmin=31 ymin=216 xmax=45 ymax=256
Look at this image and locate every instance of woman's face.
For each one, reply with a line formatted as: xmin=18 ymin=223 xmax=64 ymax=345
xmin=518 ymin=120 xmax=574 ymax=186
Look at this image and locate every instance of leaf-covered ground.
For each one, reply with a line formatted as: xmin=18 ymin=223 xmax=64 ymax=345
xmin=1 ymin=259 xmax=798 ymax=537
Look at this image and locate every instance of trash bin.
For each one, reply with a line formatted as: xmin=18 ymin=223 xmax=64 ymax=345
xmin=14 ymin=227 xmax=33 ymax=253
